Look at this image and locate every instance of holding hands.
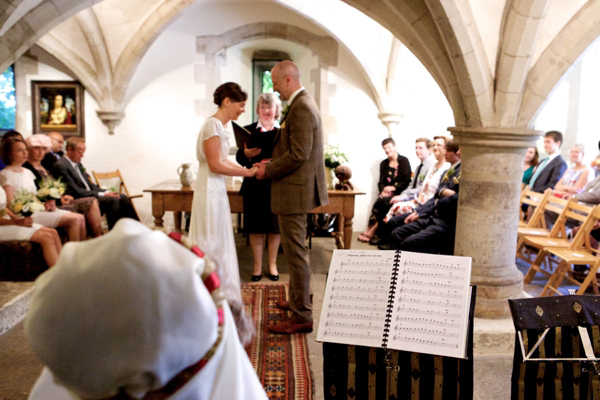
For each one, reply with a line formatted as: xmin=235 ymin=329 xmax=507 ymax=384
xmin=253 ymin=162 xmax=267 ymax=180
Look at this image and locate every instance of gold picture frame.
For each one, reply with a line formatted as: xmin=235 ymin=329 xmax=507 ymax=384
xmin=31 ymin=80 xmax=85 ymax=138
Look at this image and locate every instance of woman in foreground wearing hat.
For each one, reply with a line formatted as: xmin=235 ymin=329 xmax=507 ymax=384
xmin=23 ymin=134 xmax=103 ymax=237
xmin=26 ymin=218 xmax=268 ymax=400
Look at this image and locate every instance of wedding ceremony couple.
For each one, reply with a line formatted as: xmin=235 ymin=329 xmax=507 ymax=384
xmin=25 ymin=60 xmax=328 ymax=399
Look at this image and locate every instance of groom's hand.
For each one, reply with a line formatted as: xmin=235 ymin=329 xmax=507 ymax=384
xmin=253 ymin=162 xmax=267 ymax=180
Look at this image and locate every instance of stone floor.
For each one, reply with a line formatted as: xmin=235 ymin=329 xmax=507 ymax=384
xmin=0 ymin=231 xmax=563 ymax=399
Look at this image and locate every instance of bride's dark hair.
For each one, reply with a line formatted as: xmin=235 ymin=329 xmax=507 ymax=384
xmin=213 ymin=82 xmax=247 ymax=106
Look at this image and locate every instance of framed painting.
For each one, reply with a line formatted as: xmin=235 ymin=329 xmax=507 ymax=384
xmin=31 ymin=80 xmax=85 ymax=138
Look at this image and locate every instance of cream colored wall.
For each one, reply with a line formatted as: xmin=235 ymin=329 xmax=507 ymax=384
xmin=533 ymin=40 xmax=600 ymax=164
xmin=15 ymin=1 xmax=456 ymax=232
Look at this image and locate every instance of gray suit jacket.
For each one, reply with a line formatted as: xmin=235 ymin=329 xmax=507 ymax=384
xmin=398 ymin=155 xmax=435 ymax=199
xmin=574 ymin=176 xmax=600 ymax=205
xmin=266 ymin=90 xmax=328 ymax=214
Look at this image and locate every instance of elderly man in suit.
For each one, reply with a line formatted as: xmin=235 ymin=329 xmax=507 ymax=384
xmin=255 ymin=60 xmax=328 ymax=334
xmin=52 ymin=137 xmax=139 ymax=229
xmin=530 ymin=130 xmax=568 ymax=193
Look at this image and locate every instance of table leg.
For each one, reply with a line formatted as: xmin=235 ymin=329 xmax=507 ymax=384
xmin=343 ymin=216 xmax=353 ymax=249
xmin=174 ymin=211 xmax=182 ymax=232
xmin=335 ymin=215 xmax=344 ymax=249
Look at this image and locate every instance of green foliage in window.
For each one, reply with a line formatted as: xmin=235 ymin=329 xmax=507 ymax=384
xmin=262 ymin=70 xmax=274 ymax=93
xmin=0 ymin=66 xmax=16 ymax=130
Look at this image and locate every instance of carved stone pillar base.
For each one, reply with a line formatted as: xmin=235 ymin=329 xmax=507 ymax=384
xmin=96 ymin=110 xmax=125 ymax=135
xmin=449 ymin=127 xmax=542 ymax=318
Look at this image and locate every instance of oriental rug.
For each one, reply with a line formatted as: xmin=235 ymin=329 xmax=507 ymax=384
xmin=241 ymin=283 xmax=314 ymax=400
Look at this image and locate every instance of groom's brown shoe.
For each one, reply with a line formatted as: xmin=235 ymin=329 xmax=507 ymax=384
xmin=276 ymin=299 xmax=290 ymax=310
xmin=268 ymin=321 xmax=313 ymax=334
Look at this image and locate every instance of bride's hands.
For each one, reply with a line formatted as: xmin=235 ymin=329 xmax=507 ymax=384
xmin=246 ymin=166 xmax=258 ymax=177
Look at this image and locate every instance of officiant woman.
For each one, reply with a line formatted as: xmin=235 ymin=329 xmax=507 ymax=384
xmin=236 ymin=93 xmax=282 ymax=282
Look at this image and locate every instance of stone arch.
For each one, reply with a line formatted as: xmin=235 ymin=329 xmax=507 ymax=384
xmin=341 ymin=0 xmax=467 ymax=125
xmin=494 ymin=0 xmax=551 ymax=127
xmin=425 ymin=0 xmax=494 ymax=127
xmin=194 ymin=22 xmax=339 ymax=136
xmin=517 ymin=0 xmax=600 ymax=128
xmin=0 ymin=0 xmax=96 ymax=73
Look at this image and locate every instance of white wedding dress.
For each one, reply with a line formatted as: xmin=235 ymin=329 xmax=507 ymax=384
xmin=189 ymin=117 xmax=242 ymax=305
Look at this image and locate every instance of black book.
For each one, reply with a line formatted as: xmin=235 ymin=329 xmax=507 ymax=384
xmin=232 ymin=121 xmax=254 ymax=150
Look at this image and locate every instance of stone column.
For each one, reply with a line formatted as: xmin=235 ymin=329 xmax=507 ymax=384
xmin=449 ymin=127 xmax=542 ymax=318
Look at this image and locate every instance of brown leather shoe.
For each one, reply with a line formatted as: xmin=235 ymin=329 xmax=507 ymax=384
xmin=276 ymin=299 xmax=290 ymax=310
xmin=268 ymin=321 xmax=313 ymax=334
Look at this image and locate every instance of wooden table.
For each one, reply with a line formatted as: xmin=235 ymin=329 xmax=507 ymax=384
xmin=144 ymin=179 xmax=365 ymax=249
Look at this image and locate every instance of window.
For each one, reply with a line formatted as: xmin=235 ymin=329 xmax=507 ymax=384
xmin=0 ymin=65 xmax=16 ymax=131
xmin=251 ymin=50 xmax=290 ymax=119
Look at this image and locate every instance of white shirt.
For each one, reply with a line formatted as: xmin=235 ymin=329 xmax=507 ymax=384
xmin=287 ymin=87 xmax=305 ymax=105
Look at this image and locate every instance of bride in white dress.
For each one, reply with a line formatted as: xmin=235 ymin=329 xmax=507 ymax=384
xmin=189 ymin=82 xmax=257 ymax=345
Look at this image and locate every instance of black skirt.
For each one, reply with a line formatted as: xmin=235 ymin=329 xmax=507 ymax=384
xmin=242 ymin=178 xmax=280 ymax=234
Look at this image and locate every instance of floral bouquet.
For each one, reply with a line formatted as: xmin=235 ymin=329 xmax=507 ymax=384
xmin=324 ymin=145 xmax=349 ymax=169
xmin=37 ymin=177 xmax=66 ymax=202
xmin=10 ymin=190 xmax=45 ymax=217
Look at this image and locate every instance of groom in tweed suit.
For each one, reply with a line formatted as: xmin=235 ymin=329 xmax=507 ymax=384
xmin=255 ymin=60 xmax=328 ymax=334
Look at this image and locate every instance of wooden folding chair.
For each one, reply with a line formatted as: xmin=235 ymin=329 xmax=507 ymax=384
xmin=531 ymin=205 xmax=600 ymax=296
xmin=518 ymin=189 xmax=550 ymax=229
xmin=522 ymin=199 xmax=594 ymax=283
xmin=516 ymin=191 xmax=561 ymax=262
xmin=92 ymin=169 xmax=143 ymax=217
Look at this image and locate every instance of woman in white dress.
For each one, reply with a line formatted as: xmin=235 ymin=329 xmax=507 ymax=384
xmin=0 ymin=138 xmax=86 ymax=241
xmin=189 ymin=82 xmax=257 ymax=345
xmin=0 ymin=185 xmax=62 ymax=266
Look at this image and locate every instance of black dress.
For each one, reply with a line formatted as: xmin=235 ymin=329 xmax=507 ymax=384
xmin=235 ymin=122 xmax=280 ymax=234
xmin=370 ymin=156 xmax=412 ymax=225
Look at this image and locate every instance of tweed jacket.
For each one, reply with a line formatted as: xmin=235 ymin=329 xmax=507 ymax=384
xmin=265 ymin=90 xmax=328 ymax=214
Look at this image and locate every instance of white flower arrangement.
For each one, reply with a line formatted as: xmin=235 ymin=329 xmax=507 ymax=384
xmin=10 ymin=190 xmax=45 ymax=217
xmin=324 ymin=145 xmax=349 ymax=169
xmin=37 ymin=177 xmax=66 ymax=203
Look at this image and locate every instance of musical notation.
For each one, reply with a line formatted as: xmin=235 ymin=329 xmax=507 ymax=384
xmin=392 ymin=325 xmax=459 ymax=338
xmin=328 ymin=310 xmax=385 ymax=320
xmin=396 ymin=286 xmax=463 ymax=299
xmin=394 ymin=315 xmax=460 ymax=328
xmin=325 ymin=321 xmax=384 ymax=330
xmin=330 ymin=293 xmax=387 ymax=303
xmin=322 ymin=329 xmax=378 ymax=340
xmin=395 ymin=304 xmax=461 ymax=319
xmin=317 ymin=249 xmax=471 ymax=360
xmin=391 ymin=336 xmax=459 ymax=349
xmin=331 ymin=284 xmax=387 ymax=294
xmin=396 ymin=295 xmax=461 ymax=309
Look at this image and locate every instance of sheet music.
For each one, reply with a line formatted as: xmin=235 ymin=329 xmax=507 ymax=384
xmin=387 ymin=251 xmax=471 ymax=358
xmin=316 ymin=250 xmax=396 ymax=348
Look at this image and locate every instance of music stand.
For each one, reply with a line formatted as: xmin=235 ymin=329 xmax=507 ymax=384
xmin=509 ymin=295 xmax=600 ymax=400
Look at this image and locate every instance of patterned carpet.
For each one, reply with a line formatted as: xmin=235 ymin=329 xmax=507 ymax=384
xmin=242 ymin=283 xmax=314 ymax=400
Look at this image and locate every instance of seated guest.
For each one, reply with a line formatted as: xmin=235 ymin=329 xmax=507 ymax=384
xmin=23 ymin=134 xmax=103 ymax=237
xmin=41 ymin=132 xmax=65 ymax=171
xmin=0 ymin=138 xmax=86 ymax=242
xmin=550 ymin=143 xmax=594 ymax=197
xmin=52 ymin=137 xmax=139 ymax=229
xmin=358 ymin=138 xmax=411 ymax=243
xmin=529 ymin=130 xmax=568 ymax=193
xmin=522 ymin=146 xmax=538 ymax=185
xmin=0 ymin=185 xmax=62 ymax=267
xmin=388 ymin=141 xmax=461 ymax=255
xmin=26 ymin=219 xmax=267 ymax=400
xmin=383 ymin=136 xmax=450 ymax=222
xmin=0 ymin=131 xmax=23 ymax=170
xmin=389 ymin=137 xmax=435 ymax=202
